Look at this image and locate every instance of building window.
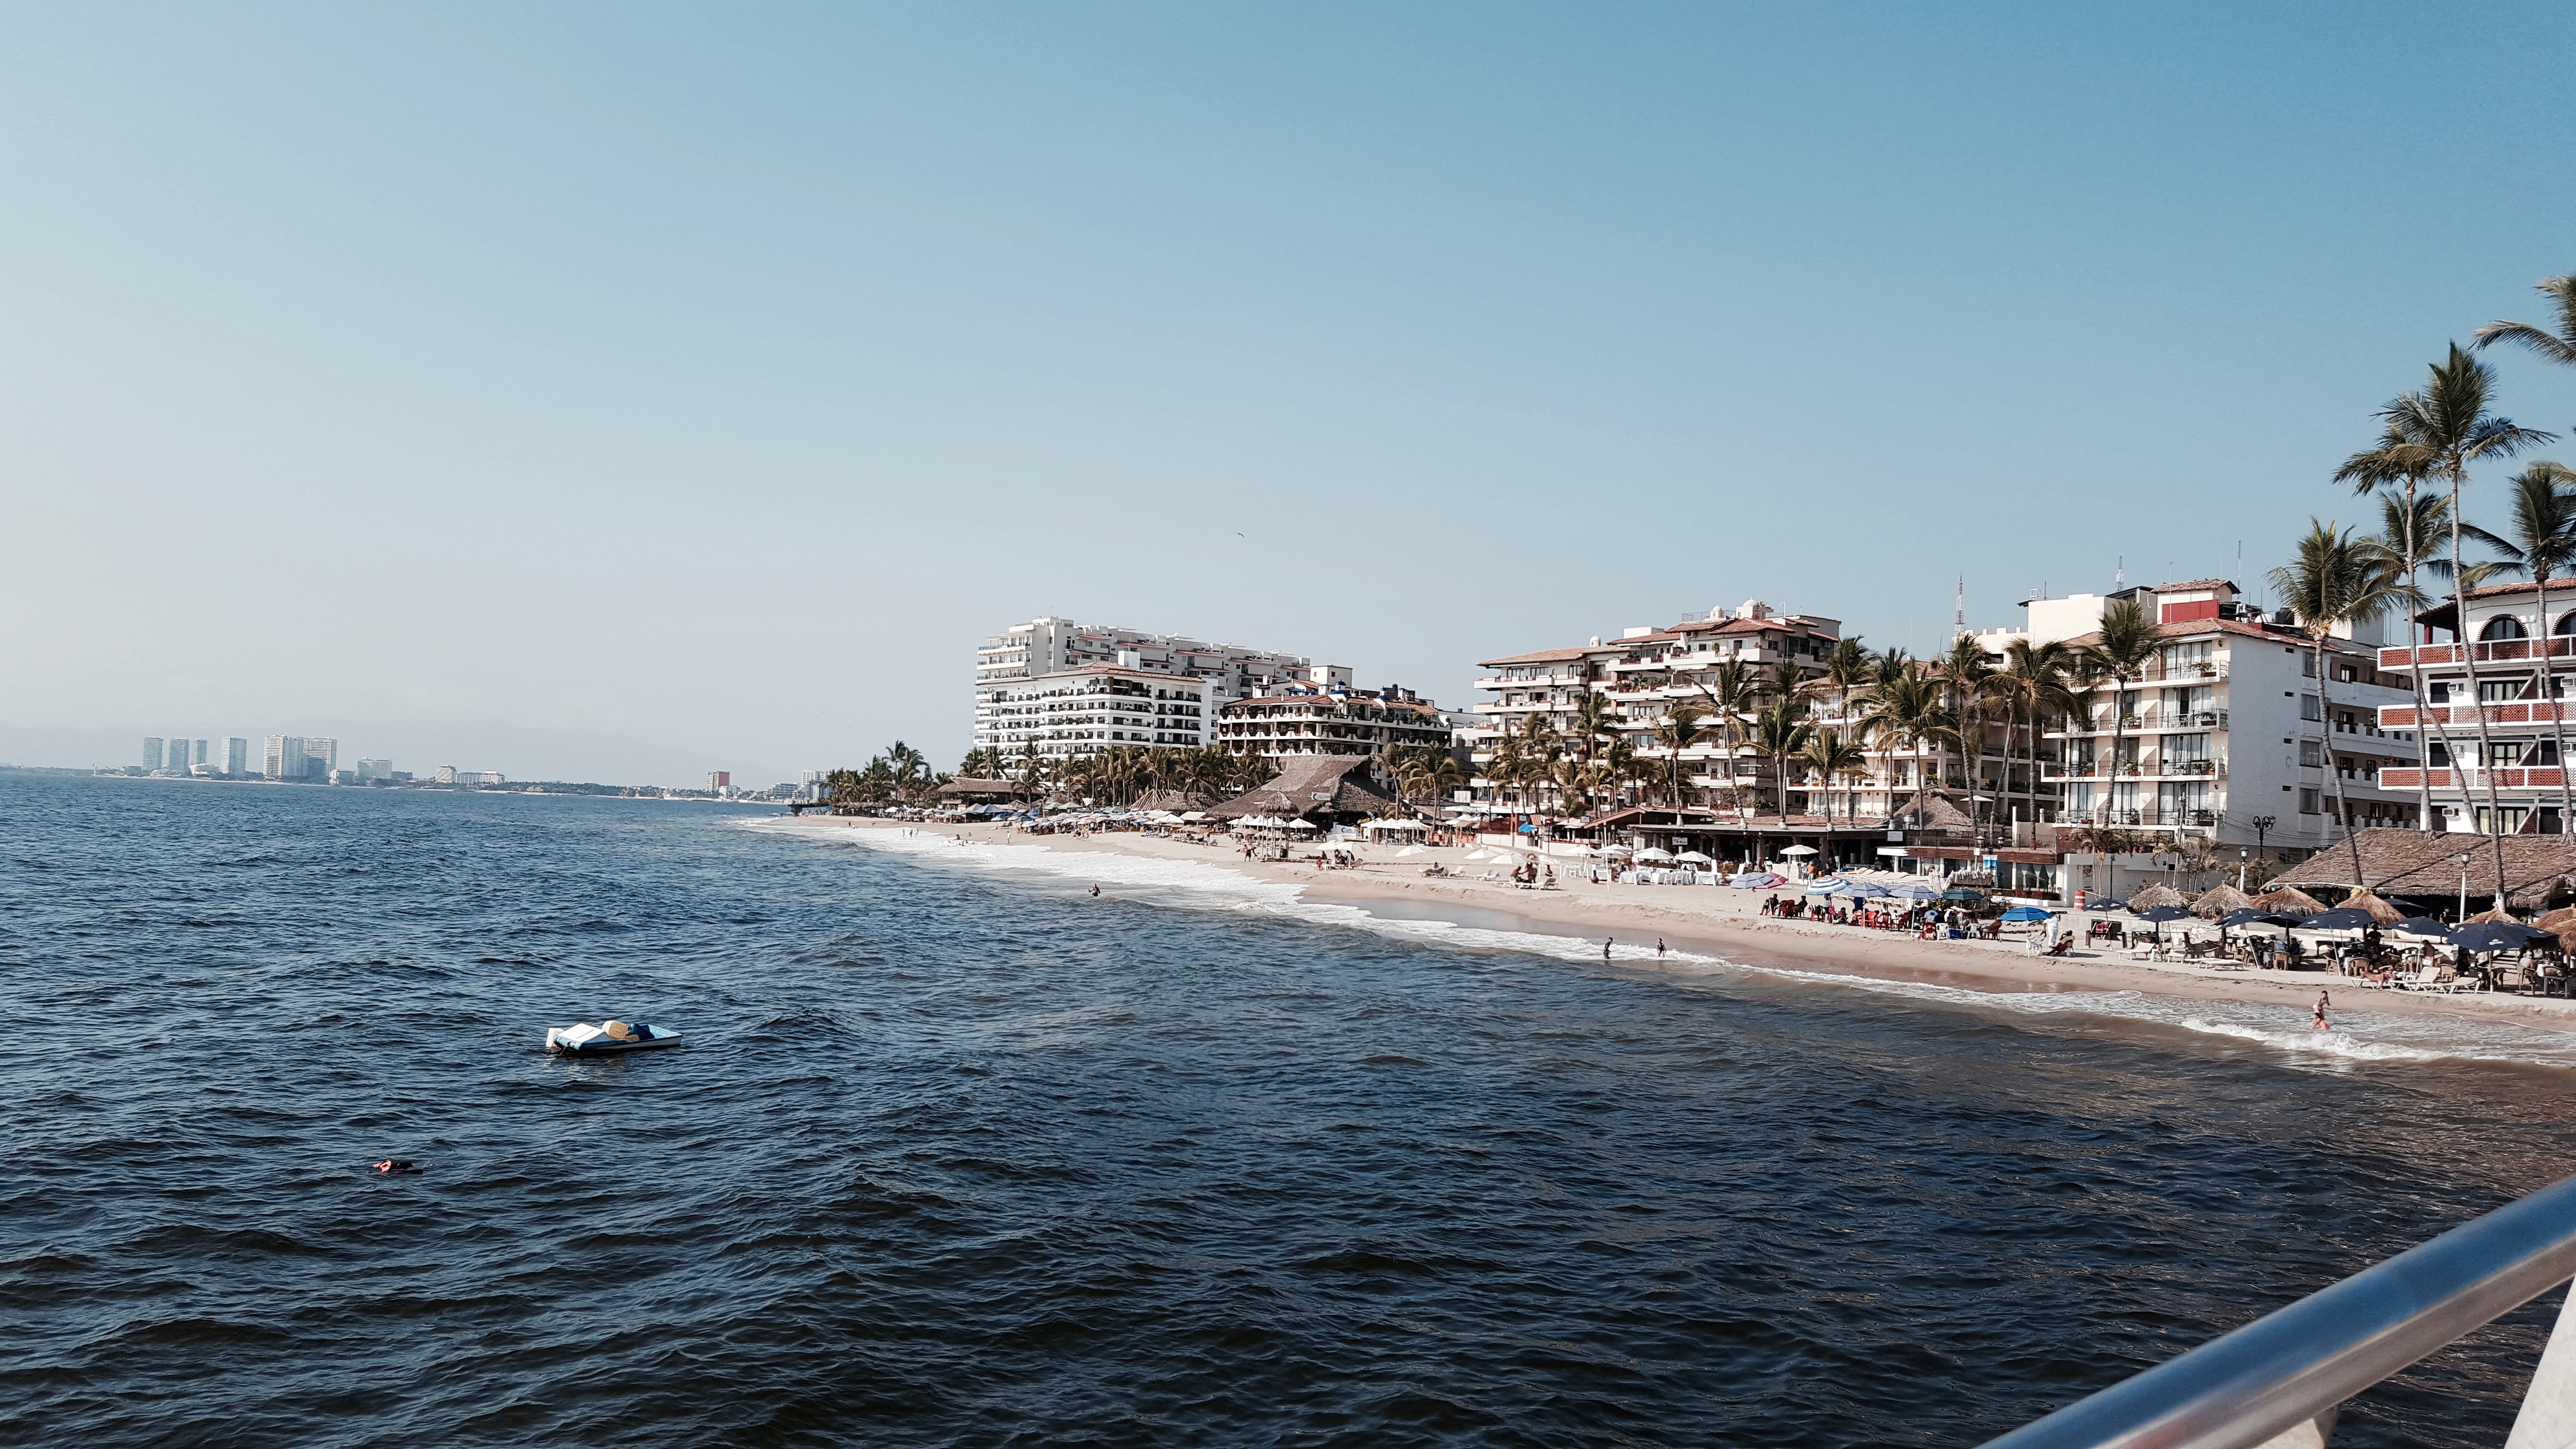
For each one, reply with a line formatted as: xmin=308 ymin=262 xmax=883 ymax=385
xmin=2300 ymin=694 xmax=2321 ymax=722
xmin=2299 ymin=740 xmax=2323 ymax=767
xmin=2299 ymin=788 xmax=2321 ymax=814
xmin=2302 ymin=652 xmax=2317 ymax=677
xmin=2483 ymin=616 xmax=2530 ymax=641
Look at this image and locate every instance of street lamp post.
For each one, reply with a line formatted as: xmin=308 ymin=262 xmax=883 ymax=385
xmin=2458 ymin=852 xmax=2472 ymax=922
xmin=2239 ymin=848 xmax=2250 ymax=891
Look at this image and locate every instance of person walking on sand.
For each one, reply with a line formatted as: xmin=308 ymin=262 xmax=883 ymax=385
xmin=2313 ymin=991 xmax=2331 ymax=1031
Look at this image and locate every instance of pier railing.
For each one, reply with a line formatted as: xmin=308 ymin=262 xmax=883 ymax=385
xmin=1977 ymin=1172 xmax=2576 ymax=1449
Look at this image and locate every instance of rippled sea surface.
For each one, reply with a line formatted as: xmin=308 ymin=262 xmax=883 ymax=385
xmin=11 ymin=772 xmax=2576 ymax=1447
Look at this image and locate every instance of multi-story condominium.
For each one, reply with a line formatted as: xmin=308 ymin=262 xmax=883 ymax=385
xmin=190 ymin=739 xmax=208 ymax=769
xmin=356 ymin=758 xmax=394 ymax=781
xmin=981 ymin=664 xmax=1211 ymax=764
xmin=973 ymin=616 xmax=1321 ymax=752
xmin=306 ymin=739 xmax=338 ymax=777
xmin=1212 ymin=685 xmax=1454 ymax=767
xmin=265 ymin=736 xmax=305 ymax=781
xmin=142 ymin=737 xmax=164 ymax=772
xmin=224 ymin=738 xmax=250 ymax=775
xmin=1998 ymin=580 xmax=2417 ymax=854
xmin=2374 ymin=581 xmax=2576 ymax=835
xmin=1467 ymin=601 xmax=1842 ymax=814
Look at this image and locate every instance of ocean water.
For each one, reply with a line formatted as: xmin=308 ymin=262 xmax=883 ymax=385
xmin=9 ymin=773 xmax=2576 ymax=1447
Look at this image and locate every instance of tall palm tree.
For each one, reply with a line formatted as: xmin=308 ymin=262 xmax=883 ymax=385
xmin=1985 ymin=638 xmax=2075 ymax=843
xmin=1799 ymin=727 xmax=1868 ymax=824
xmin=1695 ymin=657 xmax=1759 ymax=813
xmin=1808 ymin=637 xmax=1873 ymax=722
xmin=1752 ymin=699 xmax=1814 ymax=819
xmin=2270 ymin=520 xmax=2409 ymax=888
xmin=1856 ymin=666 xmax=1958 ymax=814
xmin=1939 ymin=637 xmax=1997 ymax=847
xmin=2475 ymin=273 xmax=2576 ymax=366
xmin=2341 ymin=451 xmax=2465 ymax=832
xmin=1651 ymin=700 xmax=1716 ymax=805
xmin=2086 ymin=597 xmax=2161 ymax=827
xmin=2463 ymin=461 xmax=2576 ymax=826
xmin=2374 ymin=345 xmax=2555 ymax=891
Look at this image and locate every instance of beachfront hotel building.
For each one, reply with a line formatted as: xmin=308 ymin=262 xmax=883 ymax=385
xmin=972 ymin=616 xmax=1326 ymax=755
xmin=980 ymin=663 xmax=1212 ymax=764
xmin=2373 ymin=581 xmax=2576 ymax=835
xmin=1983 ymin=579 xmax=2418 ymax=855
xmin=1212 ymin=685 xmax=1457 ymax=768
xmin=1467 ymin=600 xmax=1843 ymax=816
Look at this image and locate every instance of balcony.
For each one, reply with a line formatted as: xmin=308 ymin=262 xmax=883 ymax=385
xmin=2134 ymin=659 xmax=2230 ymax=683
xmin=2378 ymin=638 xmax=2576 ymax=670
xmin=2055 ymin=707 xmax=2231 ymax=736
xmin=2381 ymin=700 xmax=2576 ymax=729
xmin=2047 ymin=808 xmax=2224 ymax=828
xmin=2380 ymin=766 xmax=2569 ymax=791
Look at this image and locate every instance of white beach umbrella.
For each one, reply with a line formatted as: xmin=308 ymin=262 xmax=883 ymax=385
xmin=1674 ymin=851 xmax=1715 ymax=865
xmin=1778 ymin=844 xmax=1819 ymax=857
xmin=1396 ymin=845 xmax=1426 ymax=857
xmin=1285 ymin=818 xmax=1317 ymax=831
xmin=1635 ymin=847 xmax=1676 ymax=863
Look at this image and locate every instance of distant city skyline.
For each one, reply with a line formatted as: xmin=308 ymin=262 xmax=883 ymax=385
xmin=5 ymin=7 xmax=2574 ymax=785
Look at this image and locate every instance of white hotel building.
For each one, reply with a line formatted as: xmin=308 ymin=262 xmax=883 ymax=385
xmin=1981 ymin=580 xmax=2418 ymax=854
xmin=973 ymin=616 xmax=1335 ymax=765
xmin=2373 ymin=581 xmax=2576 ymax=835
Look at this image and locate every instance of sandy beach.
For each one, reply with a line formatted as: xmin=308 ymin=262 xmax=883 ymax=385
xmin=778 ymin=815 xmax=2576 ymax=1033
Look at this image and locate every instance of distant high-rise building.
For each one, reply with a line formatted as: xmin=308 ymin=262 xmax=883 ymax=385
xmin=265 ymin=736 xmax=306 ymax=781
xmin=192 ymin=740 xmax=209 ymax=768
xmin=224 ymin=738 xmax=249 ymax=775
xmin=432 ymin=765 xmax=459 ymax=785
xmin=171 ymin=732 xmax=189 ymax=769
xmin=304 ymin=739 xmax=337 ymax=781
xmin=357 ymin=758 xmax=393 ymax=781
xmin=708 ymin=771 xmax=731 ymax=792
xmin=143 ymin=737 xmax=164 ymax=771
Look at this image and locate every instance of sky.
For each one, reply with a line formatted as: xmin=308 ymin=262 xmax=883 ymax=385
xmin=5 ymin=3 xmax=2575 ymax=786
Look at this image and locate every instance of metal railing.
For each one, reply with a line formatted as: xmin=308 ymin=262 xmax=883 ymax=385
xmin=1978 ymin=1172 xmax=2576 ymax=1449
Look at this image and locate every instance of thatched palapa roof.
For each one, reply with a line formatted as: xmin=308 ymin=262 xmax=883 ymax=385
xmin=2271 ymin=829 xmax=2576 ymax=910
xmin=1204 ymin=756 xmax=1398 ymax=822
xmin=2253 ymin=886 xmax=2327 ymax=916
xmin=2191 ymin=884 xmax=2254 ymax=918
xmin=2128 ymin=884 xmax=2189 ymax=910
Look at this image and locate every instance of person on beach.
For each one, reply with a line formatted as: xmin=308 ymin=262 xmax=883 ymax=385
xmin=1656 ymin=937 xmax=1666 ymax=957
xmin=1603 ymin=938 xmax=1613 ymax=960
xmin=2313 ymin=991 xmax=2331 ymax=1031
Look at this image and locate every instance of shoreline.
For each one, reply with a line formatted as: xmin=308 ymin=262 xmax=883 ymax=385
xmin=769 ymin=815 xmax=2576 ymax=1036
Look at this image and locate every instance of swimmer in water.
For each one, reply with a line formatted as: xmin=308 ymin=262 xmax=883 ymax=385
xmin=370 ymin=1159 xmax=417 ymax=1175
xmin=2313 ymin=991 xmax=2331 ymax=1031
xmin=1089 ymin=884 xmax=1100 ymax=897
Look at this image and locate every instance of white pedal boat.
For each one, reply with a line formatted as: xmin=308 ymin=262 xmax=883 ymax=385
xmin=545 ymin=1020 xmax=682 ymax=1055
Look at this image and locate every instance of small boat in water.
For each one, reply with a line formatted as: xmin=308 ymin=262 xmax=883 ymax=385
xmin=545 ymin=1019 xmax=682 ymax=1055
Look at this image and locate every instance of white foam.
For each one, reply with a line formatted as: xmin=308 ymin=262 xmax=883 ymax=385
xmin=755 ymin=821 xmax=2576 ymax=1071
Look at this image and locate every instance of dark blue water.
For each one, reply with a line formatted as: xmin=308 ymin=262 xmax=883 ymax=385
xmin=7 ymin=772 xmax=2573 ymax=1447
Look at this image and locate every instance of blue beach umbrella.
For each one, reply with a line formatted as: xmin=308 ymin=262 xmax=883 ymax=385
xmin=1888 ymin=882 xmax=1941 ymax=901
xmin=2000 ymin=906 xmax=2053 ymax=922
xmin=2217 ymin=908 xmax=2304 ymax=930
xmin=1839 ymin=881 xmax=1893 ymax=899
xmin=2299 ymin=908 xmax=2380 ymax=932
xmin=2388 ymin=916 xmax=2451 ymax=938
xmin=2134 ymin=905 xmax=2195 ymax=923
xmin=2449 ymin=921 xmax=2556 ymax=952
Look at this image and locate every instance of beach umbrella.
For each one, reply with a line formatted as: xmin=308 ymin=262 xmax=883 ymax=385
xmin=1840 ymin=881 xmax=1893 ymax=898
xmin=1889 ymin=882 xmax=1941 ymax=901
xmin=2451 ymin=921 xmax=2556 ymax=952
xmin=2134 ymin=905 xmax=2194 ymax=924
xmin=2191 ymin=883 xmax=2255 ymax=918
xmin=2217 ymin=908 xmax=2303 ymax=931
xmin=1395 ymin=845 xmax=1425 ymax=858
xmin=1675 ymin=851 xmax=1715 ymax=865
xmin=1635 ymin=847 xmax=1676 ymax=863
xmin=2340 ymin=888 xmax=2408 ymax=924
xmin=1779 ymin=844 xmax=1819 ymax=857
xmin=2299 ymin=907 xmax=2379 ymax=932
xmin=2252 ymin=886 xmax=2328 ymax=916
xmin=2388 ymin=916 xmax=2451 ymax=938
xmin=2000 ymin=906 xmax=2053 ymax=922
xmin=2127 ymin=884 xmax=2189 ymax=911
xmin=1804 ymin=879 xmax=1849 ymax=895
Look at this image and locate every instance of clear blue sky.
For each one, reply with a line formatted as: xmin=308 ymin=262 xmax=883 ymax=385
xmin=5 ymin=3 xmax=2574 ymax=784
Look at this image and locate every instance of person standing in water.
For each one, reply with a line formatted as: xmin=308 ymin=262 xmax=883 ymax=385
xmin=1656 ymin=937 xmax=1667 ymax=958
xmin=2313 ymin=991 xmax=2331 ymax=1031
xmin=1603 ymin=938 xmax=1613 ymax=960
xmin=1089 ymin=884 xmax=1100 ymax=897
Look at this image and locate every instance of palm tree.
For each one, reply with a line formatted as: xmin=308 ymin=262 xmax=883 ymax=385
xmin=1808 ymin=637 xmax=1873 ymax=722
xmin=1694 ymin=658 xmax=1759 ymax=813
xmin=2374 ymin=344 xmax=2555 ymax=891
xmin=2341 ymin=447 xmax=2465 ymax=832
xmin=2086 ymin=596 xmax=2160 ymax=827
xmin=1985 ymin=638 xmax=2075 ymax=842
xmin=2475 ymin=273 xmax=2576 ymax=366
xmin=1856 ymin=666 xmax=1957 ymax=814
xmin=2059 ymin=651 xmax=2109 ymax=827
xmin=1651 ymin=700 xmax=1716 ymax=805
xmin=1938 ymin=637 xmax=1997 ymax=846
xmin=2270 ymin=520 xmax=2409 ymax=888
xmin=2463 ymin=462 xmax=2576 ymax=827
xmin=1752 ymin=699 xmax=1813 ymax=819
xmin=1799 ymin=727 xmax=1867 ymax=824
